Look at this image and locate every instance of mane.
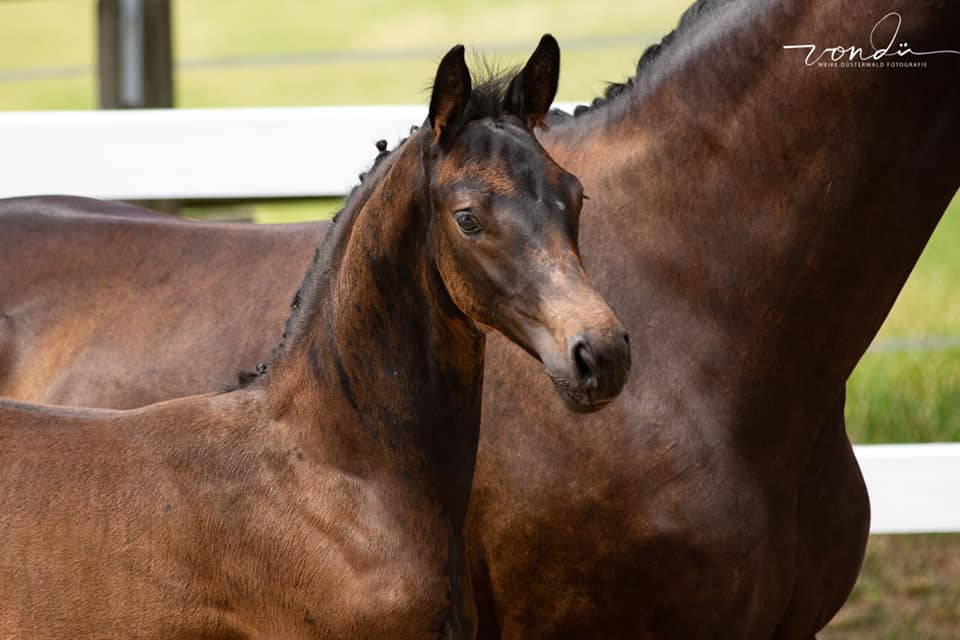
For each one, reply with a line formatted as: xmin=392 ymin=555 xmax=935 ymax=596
xmin=232 ymin=68 xmax=521 ymax=389
xmin=546 ymin=0 xmax=724 ymax=125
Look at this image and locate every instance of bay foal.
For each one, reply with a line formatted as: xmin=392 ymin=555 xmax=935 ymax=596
xmin=0 ymin=38 xmax=629 ymax=639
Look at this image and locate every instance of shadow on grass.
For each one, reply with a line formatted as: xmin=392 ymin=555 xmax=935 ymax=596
xmin=822 ymin=534 xmax=960 ymax=639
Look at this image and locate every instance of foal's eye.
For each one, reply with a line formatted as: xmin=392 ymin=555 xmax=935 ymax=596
xmin=454 ymin=210 xmax=482 ymax=235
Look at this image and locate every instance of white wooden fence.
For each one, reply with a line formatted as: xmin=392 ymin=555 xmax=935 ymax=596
xmin=2 ymin=106 xmax=958 ymax=535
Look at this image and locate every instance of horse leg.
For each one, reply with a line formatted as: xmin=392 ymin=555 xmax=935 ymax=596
xmin=469 ymin=539 xmax=502 ymax=640
xmin=772 ymin=389 xmax=870 ymax=639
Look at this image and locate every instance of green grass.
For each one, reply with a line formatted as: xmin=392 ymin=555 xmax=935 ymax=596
xmin=181 ymin=198 xmax=343 ymax=225
xmin=0 ymin=0 xmax=684 ymax=110
xmin=821 ymin=534 xmax=960 ymax=640
xmin=845 ymin=197 xmax=960 ymax=444
xmin=847 ymin=348 xmax=960 ymax=443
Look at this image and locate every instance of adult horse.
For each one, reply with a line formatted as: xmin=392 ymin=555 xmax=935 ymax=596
xmin=0 ymin=38 xmax=631 ymax=638
xmin=0 ymin=195 xmax=327 ymax=406
xmin=2 ymin=0 xmax=959 ymax=637
xmin=467 ymin=1 xmax=959 ymax=638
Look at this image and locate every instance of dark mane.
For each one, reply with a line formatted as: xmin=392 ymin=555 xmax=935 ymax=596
xmin=546 ymin=0 xmax=723 ymax=123
xmin=460 ymin=60 xmax=520 ymax=123
xmin=232 ymin=67 xmax=521 ymax=390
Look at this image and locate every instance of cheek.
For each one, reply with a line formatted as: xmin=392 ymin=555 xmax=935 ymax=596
xmin=436 ymin=233 xmax=483 ymax=318
xmin=436 ymin=233 xmax=503 ymax=323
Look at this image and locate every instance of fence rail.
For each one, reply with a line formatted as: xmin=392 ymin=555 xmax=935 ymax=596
xmin=2 ymin=105 xmax=957 ymax=535
xmin=855 ymin=443 xmax=960 ymax=534
xmin=0 ymin=106 xmax=430 ymax=199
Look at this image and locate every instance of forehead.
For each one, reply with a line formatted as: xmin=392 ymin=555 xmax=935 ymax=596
xmin=434 ymin=119 xmax=578 ymax=197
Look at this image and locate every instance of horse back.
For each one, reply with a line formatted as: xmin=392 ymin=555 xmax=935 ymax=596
xmin=0 ymin=196 xmax=328 ymax=408
xmin=0 ymin=195 xmax=174 ymax=221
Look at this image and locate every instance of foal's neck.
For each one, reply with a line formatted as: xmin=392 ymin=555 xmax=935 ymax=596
xmin=267 ymin=135 xmax=484 ymax=527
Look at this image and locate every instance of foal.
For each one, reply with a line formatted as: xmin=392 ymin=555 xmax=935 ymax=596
xmin=0 ymin=37 xmax=630 ymax=639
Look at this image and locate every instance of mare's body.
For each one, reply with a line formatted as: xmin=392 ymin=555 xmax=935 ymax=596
xmin=0 ymin=196 xmax=326 ymax=405
xmin=0 ymin=40 xmax=630 ymax=639
xmin=2 ymin=1 xmax=958 ymax=637
xmin=468 ymin=2 xmax=958 ymax=637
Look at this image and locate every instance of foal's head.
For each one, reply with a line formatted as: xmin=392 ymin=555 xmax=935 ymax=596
xmin=424 ymin=36 xmax=630 ymax=412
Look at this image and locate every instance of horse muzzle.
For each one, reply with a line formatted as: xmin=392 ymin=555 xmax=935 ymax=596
xmin=547 ymin=326 xmax=631 ymax=413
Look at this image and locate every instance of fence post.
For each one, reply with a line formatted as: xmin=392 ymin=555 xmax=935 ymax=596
xmin=98 ymin=0 xmax=173 ymax=109
xmin=97 ymin=0 xmax=177 ymax=213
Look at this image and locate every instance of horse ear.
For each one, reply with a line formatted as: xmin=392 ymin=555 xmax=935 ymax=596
xmin=504 ymin=34 xmax=560 ymax=129
xmin=429 ymin=45 xmax=472 ymax=141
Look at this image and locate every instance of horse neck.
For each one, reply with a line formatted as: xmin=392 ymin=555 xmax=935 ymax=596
xmin=547 ymin=0 xmax=959 ymax=448
xmin=267 ymin=135 xmax=484 ymax=527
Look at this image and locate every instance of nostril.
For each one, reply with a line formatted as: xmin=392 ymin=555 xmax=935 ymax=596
xmin=572 ymin=339 xmax=598 ymax=388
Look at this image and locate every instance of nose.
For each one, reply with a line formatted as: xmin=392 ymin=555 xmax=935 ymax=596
xmin=571 ymin=337 xmax=599 ymax=390
xmin=565 ymin=326 xmax=631 ymax=412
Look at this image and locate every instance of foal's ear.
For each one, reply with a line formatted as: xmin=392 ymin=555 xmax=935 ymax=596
xmin=504 ymin=34 xmax=560 ymax=129
xmin=429 ymin=45 xmax=472 ymax=141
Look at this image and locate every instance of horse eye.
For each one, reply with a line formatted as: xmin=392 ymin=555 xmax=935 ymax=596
xmin=455 ymin=211 xmax=482 ymax=234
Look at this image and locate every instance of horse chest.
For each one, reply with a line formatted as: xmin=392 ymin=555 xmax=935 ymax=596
xmin=207 ymin=470 xmax=469 ymax=640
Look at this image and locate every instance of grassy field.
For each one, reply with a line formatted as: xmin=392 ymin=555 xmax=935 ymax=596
xmin=0 ymin=0 xmax=675 ymax=109
xmin=823 ymin=534 xmax=960 ymax=639
xmin=2 ymin=1 xmax=958 ymax=637
xmin=847 ymin=198 xmax=960 ymax=444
